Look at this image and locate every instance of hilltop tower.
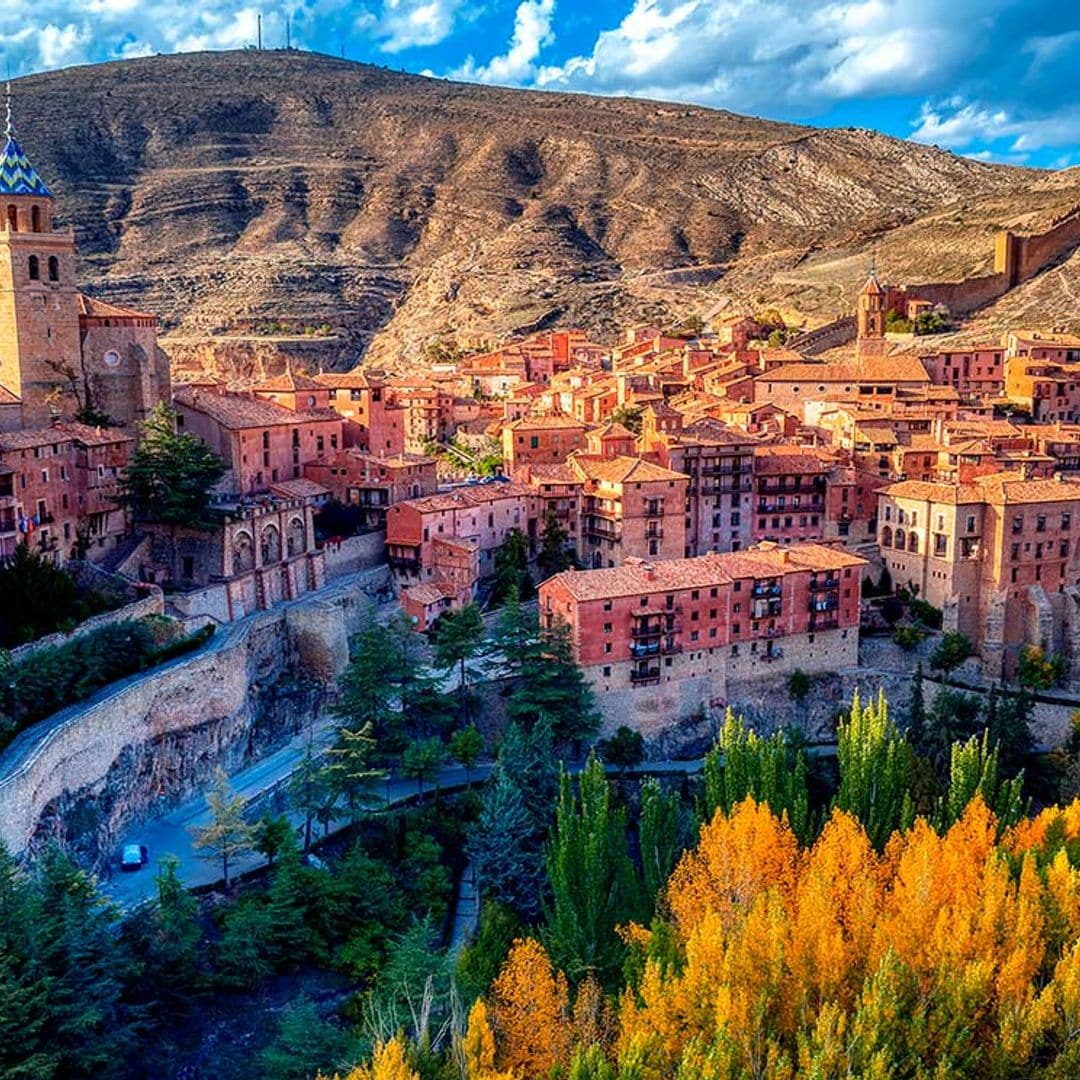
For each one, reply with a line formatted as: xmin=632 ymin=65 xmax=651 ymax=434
xmin=0 ymin=85 xmax=82 ymax=425
xmin=856 ymin=261 xmax=885 ymax=341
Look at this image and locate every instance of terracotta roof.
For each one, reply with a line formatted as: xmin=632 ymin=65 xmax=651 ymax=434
xmin=521 ymin=463 xmax=580 ymax=484
xmin=75 ymin=294 xmax=156 ymax=321
xmin=549 ymin=543 xmax=866 ymax=602
xmin=569 ymin=453 xmax=687 ymax=485
xmin=315 ymin=371 xmax=372 ymax=389
xmin=503 ymin=415 xmax=585 ymax=431
xmin=403 ymin=581 xmax=457 ymax=605
xmin=53 ymin=421 xmax=133 ymax=447
xmin=763 ymin=357 xmax=930 ymax=384
xmin=173 ymin=386 xmax=339 ymax=430
xmin=0 ymin=427 xmax=72 ymax=451
xmin=398 ymin=481 xmax=533 ymax=514
xmin=268 ymin=478 xmax=330 ymax=500
xmin=883 ymin=473 xmax=1080 ymax=505
xmin=590 ymin=421 xmax=635 ymax=439
xmin=253 ymin=371 xmax=327 ymax=393
xmin=0 ymin=384 xmax=20 ymax=406
xmin=753 ymin=446 xmax=836 ymax=474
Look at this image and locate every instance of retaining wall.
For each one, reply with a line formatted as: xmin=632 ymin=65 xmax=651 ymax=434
xmin=0 ymin=567 xmax=392 ymax=856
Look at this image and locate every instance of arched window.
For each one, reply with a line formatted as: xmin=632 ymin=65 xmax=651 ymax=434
xmin=880 ymin=526 xmax=893 ymax=548
xmin=908 ymin=532 xmax=919 ymax=553
xmin=895 ymin=528 xmax=906 ymax=550
xmin=260 ymin=524 xmax=281 ymax=565
xmin=5 ymin=205 xmax=16 ymax=232
xmin=232 ymin=531 xmax=255 ymax=575
xmin=28 ymin=255 xmax=39 ymax=281
xmin=47 ymin=256 xmax=58 ymax=282
xmin=286 ymin=516 xmax=306 ymax=557
xmin=30 ymin=205 xmax=41 ymax=233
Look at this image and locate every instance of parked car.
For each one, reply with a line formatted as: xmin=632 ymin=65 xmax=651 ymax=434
xmin=120 ymin=843 xmax=149 ymax=872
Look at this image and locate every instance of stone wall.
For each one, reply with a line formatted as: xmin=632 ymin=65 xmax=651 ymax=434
xmin=0 ymin=567 xmax=392 ymax=859
xmin=323 ymin=530 xmax=388 ymax=578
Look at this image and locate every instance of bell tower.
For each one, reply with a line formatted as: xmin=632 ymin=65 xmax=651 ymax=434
xmin=0 ymin=83 xmax=82 ymax=425
xmin=856 ymin=259 xmax=885 ymax=341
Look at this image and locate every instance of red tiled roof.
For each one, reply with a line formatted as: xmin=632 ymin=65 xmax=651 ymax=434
xmin=76 ymin=293 xmax=156 ymax=321
xmin=548 ymin=543 xmax=866 ymax=602
xmin=253 ymin=371 xmax=327 ymax=393
xmin=569 ymin=453 xmax=687 ymax=485
xmin=173 ymin=386 xmax=340 ymax=430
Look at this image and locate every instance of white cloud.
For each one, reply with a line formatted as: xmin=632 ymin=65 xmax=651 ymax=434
xmin=453 ymin=0 xmax=555 ymax=84
xmin=375 ymin=0 xmax=464 ymax=53
xmin=531 ymin=0 xmax=1011 ymax=114
xmin=911 ymin=97 xmax=1080 ymax=155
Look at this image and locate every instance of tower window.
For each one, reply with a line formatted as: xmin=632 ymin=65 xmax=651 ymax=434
xmin=5 ymin=205 xmax=15 ymax=232
xmin=28 ymin=255 xmax=39 ymax=281
xmin=31 ymin=205 xmax=41 ymax=233
xmin=47 ymin=256 xmax=58 ymax=282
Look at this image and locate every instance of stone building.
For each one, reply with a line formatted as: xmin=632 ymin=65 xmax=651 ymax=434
xmin=142 ymin=496 xmax=325 ymax=620
xmin=501 ymin=415 xmax=587 ymax=473
xmin=569 ymin=454 xmax=688 ymax=568
xmin=172 ymin=383 xmax=343 ymax=496
xmin=539 ymin=542 xmax=866 ymax=731
xmin=0 ymin=421 xmax=131 ymax=562
xmin=877 ymin=473 xmax=1080 ymax=680
xmin=0 ymin=96 xmax=168 ymax=429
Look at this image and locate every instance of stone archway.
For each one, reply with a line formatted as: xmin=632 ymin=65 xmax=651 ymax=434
xmin=261 ymin=523 xmax=281 ymax=565
xmin=232 ymin=530 xmax=255 ymax=575
xmin=286 ymin=516 xmax=306 ymax=557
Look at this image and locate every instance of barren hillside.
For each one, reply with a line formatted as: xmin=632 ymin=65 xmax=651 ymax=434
xmin=11 ymin=50 xmax=1073 ymax=372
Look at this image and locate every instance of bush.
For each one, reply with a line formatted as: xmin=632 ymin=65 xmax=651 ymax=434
xmin=0 ymin=543 xmax=121 ymax=647
xmin=892 ymin=625 xmax=926 ymax=650
xmin=910 ymin=598 xmax=944 ymax=629
xmin=0 ymin=619 xmax=215 ymax=748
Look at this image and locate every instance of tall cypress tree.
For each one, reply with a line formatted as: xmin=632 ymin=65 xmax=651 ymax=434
xmin=544 ymin=754 xmax=641 ymax=985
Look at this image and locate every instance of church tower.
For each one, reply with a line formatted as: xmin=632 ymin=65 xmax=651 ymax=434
xmin=0 ymin=85 xmax=82 ymax=426
xmin=856 ymin=261 xmax=885 ymax=341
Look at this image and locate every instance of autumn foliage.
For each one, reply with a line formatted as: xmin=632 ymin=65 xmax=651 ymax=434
xmin=485 ymin=796 xmax=1080 ymax=1079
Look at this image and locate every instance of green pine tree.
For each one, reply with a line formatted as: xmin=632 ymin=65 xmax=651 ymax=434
xmin=120 ymin=402 xmax=226 ymax=527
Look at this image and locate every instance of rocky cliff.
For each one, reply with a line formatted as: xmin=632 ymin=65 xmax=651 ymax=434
xmin=11 ymin=50 xmax=1064 ymax=374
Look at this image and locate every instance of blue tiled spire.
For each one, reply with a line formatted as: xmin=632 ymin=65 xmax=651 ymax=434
xmin=0 ymin=82 xmax=52 ymax=198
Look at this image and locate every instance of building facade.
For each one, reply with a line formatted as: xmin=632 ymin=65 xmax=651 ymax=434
xmin=539 ymin=542 xmax=865 ymax=731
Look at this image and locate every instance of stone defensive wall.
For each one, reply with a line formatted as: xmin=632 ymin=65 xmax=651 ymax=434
xmin=0 ymin=566 xmax=392 ymax=856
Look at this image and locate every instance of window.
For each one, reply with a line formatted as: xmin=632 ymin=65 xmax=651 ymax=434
xmin=28 ymin=255 xmax=39 ymax=280
xmin=47 ymin=256 xmax=58 ymax=282
xmin=1013 ymin=515 xmax=1023 ymax=534
xmin=1064 ymin=513 xmax=1072 ymax=531
xmin=966 ymin=515 xmax=976 ymax=533
xmin=530 ymin=436 xmax=539 ymax=449
xmin=603 ymin=622 xmax=612 ymax=633
xmin=30 ymin=205 xmax=41 ymax=232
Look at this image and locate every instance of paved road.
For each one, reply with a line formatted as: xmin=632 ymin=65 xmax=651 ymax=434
xmin=103 ymin=750 xmax=707 ymax=909
xmin=104 ymin=752 xmax=495 ymax=909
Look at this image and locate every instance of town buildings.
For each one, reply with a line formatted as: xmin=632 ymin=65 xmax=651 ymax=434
xmin=877 ymin=473 xmax=1080 ymax=680
xmin=540 ymin=542 xmax=866 ymax=730
xmin=304 ymin=449 xmax=438 ymax=529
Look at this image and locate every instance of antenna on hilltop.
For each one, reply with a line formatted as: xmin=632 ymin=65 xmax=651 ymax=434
xmin=257 ymin=13 xmax=263 ymax=50
xmin=286 ymin=16 xmax=292 ymax=50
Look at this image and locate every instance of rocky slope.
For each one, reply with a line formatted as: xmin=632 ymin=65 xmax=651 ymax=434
xmin=10 ymin=50 xmax=1064 ymax=371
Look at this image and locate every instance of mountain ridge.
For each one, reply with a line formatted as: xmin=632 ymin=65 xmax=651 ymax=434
xmin=7 ymin=49 xmax=1066 ymax=371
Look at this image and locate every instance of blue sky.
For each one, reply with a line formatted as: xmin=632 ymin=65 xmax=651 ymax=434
xmin=4 ymin=0 xmax=1080 ymax=168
